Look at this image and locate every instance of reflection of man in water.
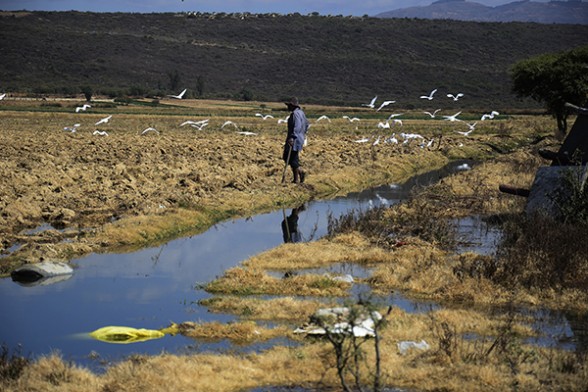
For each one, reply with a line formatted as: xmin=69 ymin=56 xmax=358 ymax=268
xmin=282 ymin=205 xmax=305 ymax=243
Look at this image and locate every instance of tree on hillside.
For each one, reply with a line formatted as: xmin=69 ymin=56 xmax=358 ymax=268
xmin=81 ymin=86 xmax=93 ymax=102
xmin=510 ymin=45 xmax=588 ymax=137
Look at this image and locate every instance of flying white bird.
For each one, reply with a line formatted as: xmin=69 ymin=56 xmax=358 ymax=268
xmin=140 ymin=127 xmax=159 ymax=135
xmin=420 ymin=89 xmax=437 ymax=100
xmin=180 ymin=119 xmax=209 ymax=127
xmin=372 ymin=136 xmax=381 ymax=146
xmin=191 ymin=122 xmax=209 ymax=130
xmin=376 ymin=100 xmax=395 ymax=112
xmin=316 ymin=115 xmax=331 ymax=123
xmin=343 ymin=115 xmax=360 ymax=122
xmin=93 ymin=130 xmax=108 ymax=136
xmin=377 ymin=121 xmax=390 ymax=129
xmin=392 ymin=119 xmax=403 ymax=126
xmin=255 ymin=113 xmax=274 ymax=120
xmin=221 ymin=120 xmax=239 ymax=129
xmin=277 ymin=115 xmax=289 ymax=124
xmin=387 ymin=113 xmax=403 ymax=121
xmin=75 ymin=104 xmax=91 ymax=113
xmin=400 ymin=132 xmax=425 ymax=144
xmin=443 ymin=111 xmax=462 ymax=122
xmin=455 ymin=129 xmax=474 ymax=137
xmin=423 ymin=109 xmax=441 ymax=118
xmin=481 ymin=111 xmax=499 ymax=120
xmin=167 ymin=88 xmax=187 ymax=99
xmin=354 ymin=137 xmax=370 ymax=143
xmin=238 ymin=131 xmax=257 ymax=136
xmin=447 ymin=93 xmax=464 ymax=101
xmin=95 ymin=115 xmax=112 ymax=125
xmin=63 ymin=123 xmax=81 ymax=133
xmin=0 ymin=93 xmax=6 ymax=100
xmin=362 ymin=96 xmax=378 ymax=109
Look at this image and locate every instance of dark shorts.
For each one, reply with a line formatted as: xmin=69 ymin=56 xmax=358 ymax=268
xmin=283 ymin=144 xmax=300 ymax=169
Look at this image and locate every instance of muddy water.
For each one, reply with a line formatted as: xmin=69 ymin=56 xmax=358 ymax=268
xmin=0 ymin=160 xmax=582 ymax=372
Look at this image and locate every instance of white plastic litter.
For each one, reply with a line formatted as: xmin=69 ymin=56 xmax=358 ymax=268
xmin=397 ymin=340 xmax=430 ymax=355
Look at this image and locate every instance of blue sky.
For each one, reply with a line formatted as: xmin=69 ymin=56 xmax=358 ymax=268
xmin=0 ymin=0 xmax=561 ymax=16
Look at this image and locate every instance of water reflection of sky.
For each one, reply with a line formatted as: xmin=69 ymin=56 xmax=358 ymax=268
xmin=0 ymin=160 xmax=582 ymax=371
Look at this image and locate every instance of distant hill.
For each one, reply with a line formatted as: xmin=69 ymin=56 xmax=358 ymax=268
xmin=1 ymin=11 xmax=587 ymax=109
xmin=376 ymin=0 xmax=588 ymax=25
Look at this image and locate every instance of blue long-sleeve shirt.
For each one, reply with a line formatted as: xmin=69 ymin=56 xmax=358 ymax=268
xmin=286 ymin=107 xmax=309 ymax=152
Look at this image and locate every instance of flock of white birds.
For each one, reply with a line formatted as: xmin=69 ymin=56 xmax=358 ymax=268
xmin=348 ymin=88 xmax=500 ymax=147
xmin=42 ymin=86 xmax=500 ymax=149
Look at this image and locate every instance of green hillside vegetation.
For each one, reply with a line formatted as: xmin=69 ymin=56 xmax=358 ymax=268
xmin=1 ymin=11 xmax=587 ymax=109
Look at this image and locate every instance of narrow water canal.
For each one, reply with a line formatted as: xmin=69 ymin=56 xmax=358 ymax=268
xmin=0 ymin=160 xmax=582 ymax=372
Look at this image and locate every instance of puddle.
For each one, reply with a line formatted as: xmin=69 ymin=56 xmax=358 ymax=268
xmin=0 ymin=159 xmax=583 ymax=372
xmin=454 ymin=215 xmax=503 ymax=256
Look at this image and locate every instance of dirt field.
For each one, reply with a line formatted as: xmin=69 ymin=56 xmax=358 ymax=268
xmin=1 ymin=97 xmax=482 ymax=274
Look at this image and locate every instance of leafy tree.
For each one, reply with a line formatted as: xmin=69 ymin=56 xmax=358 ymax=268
xmin=167 ymin=69 xmax=181 ymax=92
xmin=80 ymin=85 xmax=93 ymax=102
xmin=511 ymin=45 xmax=588 ymax=136
xmin=196 ymin=75 xmax=205 ymax=97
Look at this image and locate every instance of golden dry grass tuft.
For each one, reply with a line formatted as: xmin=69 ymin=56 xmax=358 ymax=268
xmin=205 ymin=266 xmax=351 ymax=297
xmin=243 ymin=232 xmax=392 ymax=271
xmin=177 ymin=321 xmax=292 ymax=343
xmin=199 ymin=296 xmax=324 ymax=321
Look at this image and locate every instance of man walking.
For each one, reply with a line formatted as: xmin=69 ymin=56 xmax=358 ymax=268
xmin=283 ymin=97 xmax=309 ymax=183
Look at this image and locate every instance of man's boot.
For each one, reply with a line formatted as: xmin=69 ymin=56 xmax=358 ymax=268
xmin=292 ymin=167 xmax=299 ymax=183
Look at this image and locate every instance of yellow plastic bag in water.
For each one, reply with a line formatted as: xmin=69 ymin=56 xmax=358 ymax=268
xmin=90 ymin=326 xmax=166 ymax=344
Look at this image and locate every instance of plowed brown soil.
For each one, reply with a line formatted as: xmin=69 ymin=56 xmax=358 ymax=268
xmin=0 ymin=98 xmax=461 ymax=274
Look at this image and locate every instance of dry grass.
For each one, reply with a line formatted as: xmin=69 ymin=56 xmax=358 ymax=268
xmin=199 ymin=296 xmax=324 ymax=321
xmin=243 ymin=232 xmax=393 ymax=270
xmin=205 ymin=266 xmax=352 ymax=297
xmin=177 ymin=321 xmax=292 ymax=344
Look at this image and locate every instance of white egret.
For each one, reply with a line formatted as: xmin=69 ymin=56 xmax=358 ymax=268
xmin=342 ymin=115 xmax=360 ymax=122
xmin=95 ymin=115 xmax=112 ymax=125
xmin=63 ymin=123 xmax=81 ymax=133
xmin=167 ymin=88 xmax=187 ymax=99
xmin=419 ymin=89 xmax=437 ymax=100
xmin=423 ymin=109 xmax=441 ymax=118
xmin=93 ymin=130 xmax=109 ymax=136
xmin=75 ymin=104 xmax=91 ymax=113
xmin=221 ymin=120 xmax=239 ymax=129
xmin=442 ymin=111 xmax=462 ymax=122
xmin=376 ymin=100 xmax=395 ymax=112
xmin=255 ymin=113 xmax=274 ymax=120
xmin=362 ymin=96 xmax=377 ymax=109
xmin=447 ymin=93 xmax=464 ymax=101
xmin=481 ymin=111 xmax=499 ymax=120
xmin=140 ymin=127 xmax=159 ymax=135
